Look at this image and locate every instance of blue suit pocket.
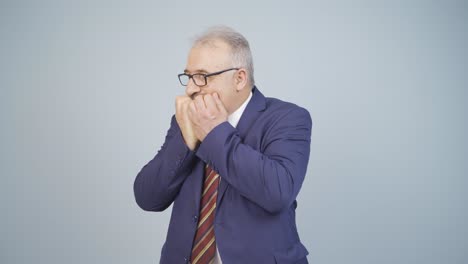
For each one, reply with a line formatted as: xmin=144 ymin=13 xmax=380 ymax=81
xmin=273 ymin=241 xmax=309 ymax=264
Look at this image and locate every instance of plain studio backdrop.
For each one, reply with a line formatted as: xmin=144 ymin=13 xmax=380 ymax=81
xmin=1 ymin=1 xmax=467 ymax=263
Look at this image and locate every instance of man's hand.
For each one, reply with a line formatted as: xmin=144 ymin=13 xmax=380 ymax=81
xmin=188 ymin=93 xmax=228 ymax=141
xmin=175 ymin=95 xmax=200 ymax=151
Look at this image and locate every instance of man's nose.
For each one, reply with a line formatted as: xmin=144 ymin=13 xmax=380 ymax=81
xmin=185 ymin=79 xmax=201 ymax=97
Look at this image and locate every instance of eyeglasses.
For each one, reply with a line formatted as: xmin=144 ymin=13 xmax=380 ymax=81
xmin=178 ymin=68 xmax=239 ymax=87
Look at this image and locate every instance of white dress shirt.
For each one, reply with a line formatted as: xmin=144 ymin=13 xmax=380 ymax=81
xmin=212 ymin=91 xmax=252 ymax=264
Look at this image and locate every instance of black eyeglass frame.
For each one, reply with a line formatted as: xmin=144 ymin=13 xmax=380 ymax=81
xmin=178 ymin=67 xmax=240 ymax=87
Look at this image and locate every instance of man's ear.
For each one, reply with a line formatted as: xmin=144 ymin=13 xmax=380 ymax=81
xmin=235 ymin=68 xmax=248 ymax=92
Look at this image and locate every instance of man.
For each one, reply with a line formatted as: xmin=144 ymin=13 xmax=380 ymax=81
xmin=134 ymin=26 xmax=312 ymax=264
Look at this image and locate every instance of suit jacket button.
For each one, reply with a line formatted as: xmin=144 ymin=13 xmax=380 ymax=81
xmin=193 ymin=215 xmax=198 ymax=223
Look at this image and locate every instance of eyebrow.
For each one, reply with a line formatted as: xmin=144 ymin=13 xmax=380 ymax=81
xmin=184 ymin=68 xmax=209 ymax=74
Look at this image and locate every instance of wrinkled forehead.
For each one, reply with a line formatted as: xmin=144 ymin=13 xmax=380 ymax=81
xmin=185 ymin=40 xmax=232 ymax=73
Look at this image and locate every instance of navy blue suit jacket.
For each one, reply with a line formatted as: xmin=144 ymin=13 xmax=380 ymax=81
xmin=134 ymin=87 xmax=312 ymax=264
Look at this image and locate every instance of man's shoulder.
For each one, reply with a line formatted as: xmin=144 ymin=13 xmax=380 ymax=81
xmin=253 ymin=87 xmax=309 ymax=114
xmin=245 ymin=86 xmax=312 ymax=128
xmin=263 ymin=95 xmax=311 ymax=119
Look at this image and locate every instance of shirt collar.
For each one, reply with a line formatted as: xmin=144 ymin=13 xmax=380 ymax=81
xmin=228 ymin=91 xmax=253 ymax=128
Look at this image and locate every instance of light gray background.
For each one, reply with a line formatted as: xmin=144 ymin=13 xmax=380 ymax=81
xmin=1 ymin=0 xmax=467 ymax=263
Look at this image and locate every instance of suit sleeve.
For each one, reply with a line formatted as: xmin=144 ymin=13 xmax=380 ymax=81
xmin=195 ymin=107 xmax=312 ymax=214
xmin=133 ymin=115 xmax=197 ymax=211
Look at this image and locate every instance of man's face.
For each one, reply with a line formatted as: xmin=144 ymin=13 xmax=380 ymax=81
xmin=184 ymin=40 xmax=239 ymax=114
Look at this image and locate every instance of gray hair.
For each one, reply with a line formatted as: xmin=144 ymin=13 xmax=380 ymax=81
xmin=192 ymin=26 xmax=255 ymax=86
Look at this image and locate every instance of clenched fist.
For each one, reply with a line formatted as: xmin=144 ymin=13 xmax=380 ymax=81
xmin=175 ymin=95 xmax=199 ymax=151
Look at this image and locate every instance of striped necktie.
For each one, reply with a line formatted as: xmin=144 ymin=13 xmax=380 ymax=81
xmin=190 ymin=165 xmax=220 ymax=264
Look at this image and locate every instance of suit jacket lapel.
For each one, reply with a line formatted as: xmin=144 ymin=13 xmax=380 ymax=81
xmin=192 ymin=161 xmax=205 ymax=212
xmin=216 ymin=87 xmax=267 ymax=209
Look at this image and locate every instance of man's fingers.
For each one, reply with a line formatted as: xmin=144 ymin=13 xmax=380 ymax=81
xmin=188 ymin=101 xmax=197 ymax=118
xmin=204 ymin=94 xmax=217 ymax=113
xmin=194 ymin=95 xmax=206 ymax=110
xmin=176 ymin=95 xmax=191 ymax=111
xmin=213 ymin=93 xmax=227 ymax=114
xmin=175 ymin=95 xmax=188 ymax=104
